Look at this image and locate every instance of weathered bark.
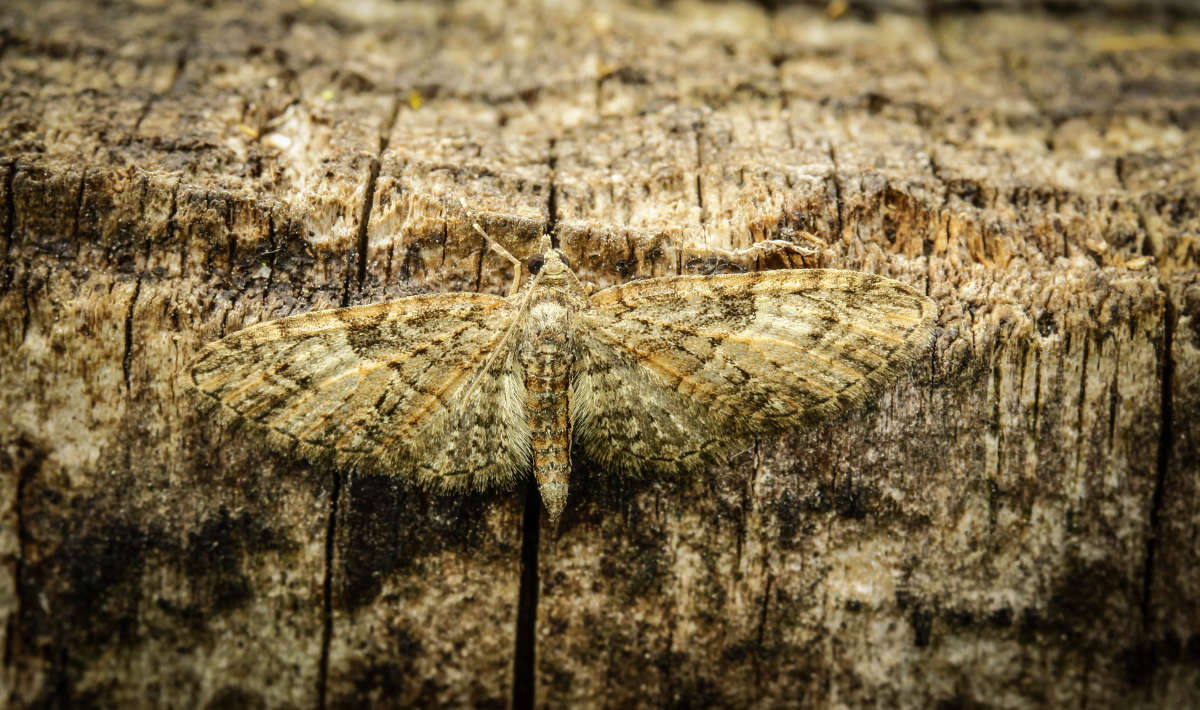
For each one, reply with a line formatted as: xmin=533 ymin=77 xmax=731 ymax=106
xmin=1 ymin=1 xmax=1197 ymax=708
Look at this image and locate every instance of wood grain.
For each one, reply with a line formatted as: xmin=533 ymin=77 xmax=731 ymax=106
xmin=0 ymin=0 xmax=1195 ymax=707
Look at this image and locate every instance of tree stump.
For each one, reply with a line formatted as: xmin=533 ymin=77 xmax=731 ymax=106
xmin=1 ymin=1 xmax=1197 ymax=707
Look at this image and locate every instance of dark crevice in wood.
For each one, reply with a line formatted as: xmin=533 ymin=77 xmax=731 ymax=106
xmin=355 ymin=96 xmax=399 ymax=292
xmin=623 ymin=230 xmax=638 ymax=277
xmin=217 ymin=297 xmax=235 ymax=339
xmin=921 ymin=151 xmax=944 ymax=293
xmin=1133 ymin=200 xmax=1153 ymax=260
xmin=754 ymin=569 xmax=773 ymax=692
xmin=473 ymin=222 xmax=487 ymax=294
xmin=1141 ymin=296 xmax=1175 ymax=627
xmin=263 ymin=214 xmax=277 ymax=301
xmin=353 ymin=157 xmax=381 ymax=296
xmin=1032 ymin=348 xmax=1042 ymax=436
xmin=379 ymin=97 xmax=401 ymax=152
xmin=122 ymin=275 xmax=142 ymax=393
xmin=384 ymin=239 xmax=395 ymax=282
xmin=1108 ymin=347 xmax=1120 ymax=452
xmin=225 ymin=202 xmax=238 ymax=283
xmin=316 ymin=470 xmax=343 ymax=710
xmin=662 ymin=624 xmax=676 ymax=696
xmin=70 ymin=169 xmax=86 ymax=241
xmin=1074 ymin=333 xmax=1090 ymax=475
xmin=545 ymin=138 xmax=558 ymax=244
xmin=52 ymin=646 xmax=71 ymax=707
xmin=237 ymin=95 xmax=251 ymax=129
xmin=694 ymin=124 xmax=705 ymax=222
xmin=512 ymin=481 xmax=541 ymax=710
xmin=170 ymin=185 xmax=190 ymax=279
xmin=826 ymin=144 xmax=844 ymax=241
xmin=439 ymin=219 xmax=448 ymax=270
xmin=3 ymin=159 xmax=16 ymax=255
xmin=19 ymin=274 xmax=32 ymax=344
xmin=132 ymin=93 xmax=156 ymax=134
xmin=591 ymin=73 xmax=602 ymax=115
xmin=134 ymin=42 xmax=191 ymax=132
xmin=3 ymin=443 xmax=42 ymax=673
xmin=925 ymin=11 xmax=953 ymax=68
xmin=927 ymin=154 xmax=947 ymax=266
xmin=168 ymin=42 xmax=192 ymax=96
xmin=992 ymin=359 xmax=1004 ymax=478
xmin=735 ymin=476 xmax=748 ymax=570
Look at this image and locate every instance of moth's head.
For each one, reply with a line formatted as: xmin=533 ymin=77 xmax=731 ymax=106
xmin=526 ymin=234 xmax=573 ymax=281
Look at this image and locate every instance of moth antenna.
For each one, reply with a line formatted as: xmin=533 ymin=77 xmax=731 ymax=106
xmin=473 ymin=222 xmax=523 ymax=296
xmin=456 ymin=222 xmax=542 ymax=406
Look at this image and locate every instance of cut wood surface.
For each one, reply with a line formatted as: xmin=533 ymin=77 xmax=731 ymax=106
xmin=0 ymin=1 xmax=1197 ymax=708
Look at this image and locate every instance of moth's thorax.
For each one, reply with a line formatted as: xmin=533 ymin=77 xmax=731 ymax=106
xmin=526 ymin=300 xmax=571 ymax=339
xmin=523 ymin=252 xmax=586 ymax=345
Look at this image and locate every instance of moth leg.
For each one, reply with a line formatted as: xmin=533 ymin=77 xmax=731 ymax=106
xmin=473 ymin=222 xmax=523 ymax=296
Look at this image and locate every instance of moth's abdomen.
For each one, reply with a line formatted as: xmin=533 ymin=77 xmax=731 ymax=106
xmin=525 ymin=356 xmax=571 ymax=520
xmin=521 ymin=300 xmax=576 ymax=521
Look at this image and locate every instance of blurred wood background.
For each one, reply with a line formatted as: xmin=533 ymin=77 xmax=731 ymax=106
xmin=1 ymin=0 xmax=1197 ymax=707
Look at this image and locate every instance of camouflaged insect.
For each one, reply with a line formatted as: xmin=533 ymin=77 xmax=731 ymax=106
xmin=188 ymin=234 xmax=936 ymax=521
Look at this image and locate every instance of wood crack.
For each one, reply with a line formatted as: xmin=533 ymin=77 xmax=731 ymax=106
xmin=1073 ymin=332 xmax=1090 ymax=477
xmin=1141 ymin=296 xmax=1175 ymax=627
xmin=3 ymin=442 xmax=43 ymax=674
xmin=694 ymin=120 xmax=706 ymax=230
xmin=827 ymin=143 xmax=844 ymax=242
xmin=134 ymin=42 xmax=192 ymax=133
xmin=351 ymin=158 xmax=381 ymax=301
xmin=3 ymin=159 xmax=16 ymax=257
xmin=70 ymin=169 xmax=86 ymax=242
xmin=345 ymin=95 xmax=399 ymax=303
xmin=316 ymin=469 xmax=343 ymax=710
xmin=512 ymin=480 xmax=541 ymax=710
xmin=19 ymin=273 xmax=32 ymax=344
xmin=261 ymin=214 xmax=277 ymax=302
xmin=754 ymin=568 xmax=774 ymax=692
xmin=122 ymin=275 xmax=143 ymax=393
xmin=545 ymin=138 xmax=558 ymax=244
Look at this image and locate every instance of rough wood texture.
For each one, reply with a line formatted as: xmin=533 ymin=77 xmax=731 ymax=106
xmin=1 ymin=1 xmax=1196 ymax=708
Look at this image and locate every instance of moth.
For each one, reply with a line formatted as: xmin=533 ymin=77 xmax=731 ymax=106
xmin=188 ymin=231 xmax=936 ymax=521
